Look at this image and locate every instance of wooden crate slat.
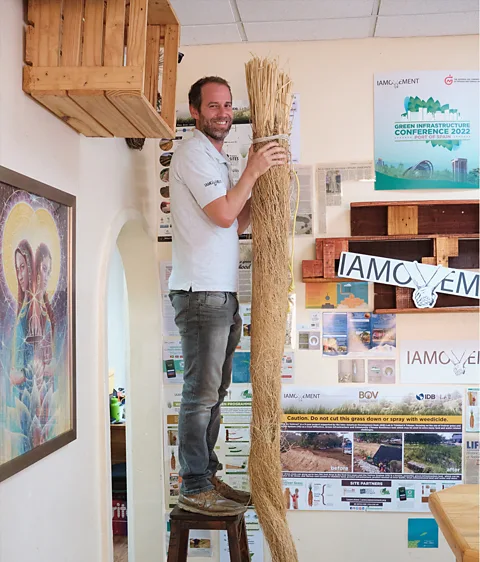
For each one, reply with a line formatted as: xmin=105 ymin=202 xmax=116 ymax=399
xmin=69 ymin=91 xmax=143 ymax=137
xmin=61 ymin=0 xmax=84 ymax=66
xmin=25 ymin=25 xmax=37 ymax=66
xmin=302 ymin=260 xmax=324 ymax=281
xmin=106 ymin=90 xmax=174 ymax=137
xmin=387 ymin=205 xmax=418 ymax=235
xmin=26 ymin=0 xmax=41 ymax=65
xmin=126 ymin=0 xmax=148 ymax=68
xmin=351 ymin=200 xmax=479 ymax=208
xmin=351 ymin=200 xmax=479 ymax=237
xmin=83 ymin=0 xmax=105 ymax=66
xmin=160 ymin=23 xmax=179 ymax=132
xmin=104 ymin=0 xmax=126 ymax=66
xmin=32 ymin=91 xmax=113 ymax=137
xmin=147 ymin=0 xmax=179 ymax=25
xmin=47 ymin=0 xmax=63 ymax=66
xmin=37 ymin=0 xmax=52 ymax=66
xmin=323 ymin=241 xmax=336 ymax=279
xmin=315 ymin=239 xmax=323 ymax=260
xmin=24 ymin=66 xmax=143 ymax=92
xmin=144 ymin=25 xmax=162 ymax=108
xmin=375 ymin=307 xmax=479 ymax=314
xmin=395 ymin=287 xmax=415 ymax=310
xmin=435 ymin=237 xmax=459 ymax=267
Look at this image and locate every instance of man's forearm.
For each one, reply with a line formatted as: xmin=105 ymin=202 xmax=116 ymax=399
xmin=224 ymin=169 xmax=257 ymax=224
xmin=237 ymin=199 xmax=251 ymax=235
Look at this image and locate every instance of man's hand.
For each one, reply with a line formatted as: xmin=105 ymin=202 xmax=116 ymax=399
xmin=203 ymin=142 xmax=287 ymax=229
xmin=245 ymin=142 xmax=288 ymax=180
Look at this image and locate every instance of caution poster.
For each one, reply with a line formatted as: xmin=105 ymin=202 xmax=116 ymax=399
xmin=281 ymin=386 xmax=463 ymax=512
xmin=374 ymin=71 xmax=479 ymax=190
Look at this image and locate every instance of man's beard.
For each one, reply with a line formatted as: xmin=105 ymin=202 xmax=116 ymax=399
xmin=198 ymin=114 xmax=232 ymax=141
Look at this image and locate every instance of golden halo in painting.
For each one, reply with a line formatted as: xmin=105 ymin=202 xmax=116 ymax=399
xmin=2 ymin=202 xmax=61 ymax=300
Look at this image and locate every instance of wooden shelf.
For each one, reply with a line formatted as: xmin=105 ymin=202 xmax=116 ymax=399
xmin=351 ymin=199 xmax=479 ymax=237
xmin=375 ymin=307 xmax=479 ymax=314
xmin=303 ymin=200 xmax=479 ymax=314
xmin=23 ymin=0 xmax=179 ymax=138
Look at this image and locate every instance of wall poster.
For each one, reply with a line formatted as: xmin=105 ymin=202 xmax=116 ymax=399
xmin=281 ymin=386 xmax=463 ymax=513
xmin=374 ymin=71 xmax=479 ymax=190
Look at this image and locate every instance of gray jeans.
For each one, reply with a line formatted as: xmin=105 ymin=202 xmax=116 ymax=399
xmin=169 ymin=290 xmax=242 ymax=495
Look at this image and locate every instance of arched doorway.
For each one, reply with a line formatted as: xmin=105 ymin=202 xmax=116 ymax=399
xmin=99 ymin=213 xmax=166 ymax=562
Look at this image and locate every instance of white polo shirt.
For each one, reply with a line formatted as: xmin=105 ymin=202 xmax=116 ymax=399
xmin=168 ymin=129 xmax=239 ymax=292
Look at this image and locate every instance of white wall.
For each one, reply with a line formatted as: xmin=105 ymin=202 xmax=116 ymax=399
xmin=0 ymin=2 xmax=164 ymax=562
xmin=157 ymin=34 xmax=479 ymax=562
xmin=108 ymin=246 xmax=129 ymax=391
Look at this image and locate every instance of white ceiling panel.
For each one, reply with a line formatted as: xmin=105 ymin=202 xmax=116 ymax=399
xmin=244 ymin=17 xmax=373 ymax=42
xmin=376 ymin=12 xmax=480 ymax=37
xmin=170 ymin=0 xmax=236 ymax=26
xmin=380 ymin=0 xmax=479 ymax=16
xmin=180 ymin=23 xmax=243 ymax=45
xmin=237 ymin=0 xmax=376 ymax=22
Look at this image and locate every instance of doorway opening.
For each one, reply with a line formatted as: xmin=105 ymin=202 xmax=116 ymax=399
xmin=101 ymin=216 xmax=165 ymax=562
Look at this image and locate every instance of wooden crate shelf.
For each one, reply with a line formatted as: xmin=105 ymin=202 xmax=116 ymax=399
xmin=303 ymin=235 xmax=479 ymax=314
xmin=23 ymin=0 xmax=179 ymax=138
xmin=351 ymin=200 xmax=479 ymax=237
xmin=302 ymin=199 xmax=480 ymax=314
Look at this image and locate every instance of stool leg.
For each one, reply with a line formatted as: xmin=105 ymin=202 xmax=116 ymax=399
xmin=167 ymin=521 xmax=189 ymax=562
xmin=239 ymin=517 xmax=250 ymax=562
xmin=227 ymin=520 xmax=242 ymax=562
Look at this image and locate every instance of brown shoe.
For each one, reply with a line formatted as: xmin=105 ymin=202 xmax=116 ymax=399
xmin=178 ymin=489 xmax=247 ymax=516
xmin=211 ymin=475 xmax=253 ymax=506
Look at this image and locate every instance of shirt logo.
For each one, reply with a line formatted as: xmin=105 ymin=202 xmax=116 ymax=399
xmin=204 ymin=179 xmax=222 ymax=188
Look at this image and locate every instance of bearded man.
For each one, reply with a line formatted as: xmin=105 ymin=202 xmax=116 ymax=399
xmin=168 ymin=76 xmax=286 ymax=515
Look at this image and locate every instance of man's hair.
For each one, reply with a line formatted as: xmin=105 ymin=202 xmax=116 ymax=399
xmin=188 ymin=76 xmax=232 ymax=112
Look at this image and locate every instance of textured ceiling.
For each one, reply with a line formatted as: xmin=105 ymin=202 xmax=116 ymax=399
xmin=169 ymin=0 xmax=479 ymax=45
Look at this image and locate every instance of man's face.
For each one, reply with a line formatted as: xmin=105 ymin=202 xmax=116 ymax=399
xmin=190 ymin=83 xmax=233 ymax=142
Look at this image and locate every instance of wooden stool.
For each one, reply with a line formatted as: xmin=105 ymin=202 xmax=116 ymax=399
xmin=167 ymin=505 xmax=250 ymax=562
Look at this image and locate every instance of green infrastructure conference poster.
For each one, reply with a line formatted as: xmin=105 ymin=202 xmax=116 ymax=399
xmin=374 ymin=71 xmax=479 ymax=190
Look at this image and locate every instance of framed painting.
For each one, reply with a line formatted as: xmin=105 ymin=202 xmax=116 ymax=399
xmin=0 ymin=166 xmax=76 ymax=482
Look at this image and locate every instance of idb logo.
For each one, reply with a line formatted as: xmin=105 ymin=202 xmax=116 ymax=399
xmin=359 ymin=391 xmax=379 ymax=400
xmin=416 ymin=393 xmax=436 ymax=401
xmin=444 ymin=75 xmax=454 ymax=86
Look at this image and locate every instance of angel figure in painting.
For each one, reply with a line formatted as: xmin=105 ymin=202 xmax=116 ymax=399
xmin=33 ymin=243 xmax=55 ymax=386
xmin=9 ymin=240 xmax=36 ymax=402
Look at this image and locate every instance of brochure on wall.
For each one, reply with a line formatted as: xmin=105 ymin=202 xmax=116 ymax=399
xmin=408 ymin=519 xmax=439 ymax=549
xmin=238 ymin=260 xmax=252 ymax=303
xmin=157 ymin=131 xmax=196 ymax=241
xmin=465 ymin=434 xmax=479 ymax=484
xmin=337 ymin=359 xmax=397 ymax=384
xmin=374 ymin=70 xmax=479 ymax=191
xmin=166 ymin=511 xmax=213 ymax=557
xmin=306 ymin=282 xmax=370 ymax=310
xmin=291 ymin=164 xmax=314 ymax=236
xmin=298 ymin=330 xmax=321 ymax=350
xmin=163 ymin=341 xmax=184 ymax=383
xmin=162 ymin=293 xmax=180 ymax=337
xmin=160 ymin=260 xmax=173 ymax=292
xmin=400 ymin=341 xmax=479 ymax=385
xmin=466 ymin=388 xmax=479 ymax=432
xmin=323 ymin=312 xmax=396 ymax=357
xmin=232 ymin=351 xmax=295 ymax=383
xmin=280 ymin=386 xmax=463 ymax=513
xmin=316 ymin=162 xmax=374 ymax=206
xmin=220 ymin=508 xmax=264 ymax=561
